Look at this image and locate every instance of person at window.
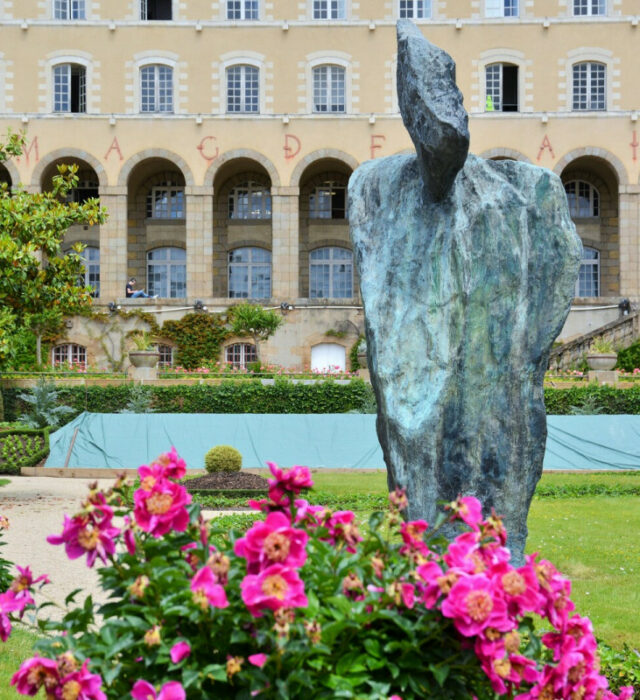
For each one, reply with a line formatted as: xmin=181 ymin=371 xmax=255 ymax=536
xmin=126 ymin=277 xmax=157 ymax=298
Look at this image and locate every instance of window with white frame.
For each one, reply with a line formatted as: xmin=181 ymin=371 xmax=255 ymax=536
xmin=140 ymin=64 xmax=173 ymax=113
xmin=227 ymin=0 xmax=259 ymax=19
xmin=309 ymin=247 xmax=353 ymax=299
xmin=81 ymin=246 xmax=100 ymax=298
xmin=141 ymin=0 xmax=172 ymax=20
xmin=228 ymin=247 xmax=272 ymax=299
xmin=576 ymin=246 xmax=599 ymax=297
xmin=146 ymin=181 xmax=184 ymax=218
xmin=311 ymin=343 xmax=346 ymax=373
xmin=228 ymin=180 xmax=271 ymax=219
xmin=573 ymin=0 xmax=605 ymax=15
xmin=313 ymin=0 xmax=346 ymax=19
xmin=572 ymin=62 xmax=606 ymax=111
xmin=485 ymin=63 xmax=518 ymax=112
xmin=147 ymin=247 xmax=186 ymax=298
xmin=226 ymin=65 xmax=259 ymax=113
xmin=54 ymin=0 xmax=85 ymax=19
xmin=485 ymin=0 xmax=518 ymax=17
xmin=399 ymin=0 xmax=431 ymax=18
xmin=53 ymin=64 xmax=86 ymax=113
xmin=52 ymin=343 xmax=86 ymax=369
xmin=157 ymin=344 xmax=174 ymax=367
xmin=564 ymin=181 xmax=599 ymax=218
xmin=309 ymin=180 xmax=347 ymax=219
xmin=225 ymin=343 xmax=257 ymax=369
xmin=312 ymin=65 xmax=346 ymax=113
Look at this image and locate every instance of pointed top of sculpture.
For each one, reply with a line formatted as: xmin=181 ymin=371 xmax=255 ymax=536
xmin=397 ymin=20 xmax=469 ymax=201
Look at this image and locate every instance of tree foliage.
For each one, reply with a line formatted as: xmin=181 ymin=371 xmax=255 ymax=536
xmin=0 ymin=130 xmax=107 ymax=366
xmin=229 ymin=303 xmax=284 ymax=361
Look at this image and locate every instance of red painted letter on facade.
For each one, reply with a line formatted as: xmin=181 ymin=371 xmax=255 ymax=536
xmin=104 ymin=137 xmax=124 ymax=162
xmin=197 ymin=136 xmax=219 ymax=163
xmin=536 ymin=135 xmax=554 ymax=161
xmin=284 ymin=134 xmax=301 ymax=160
xmin=631 ymin=131 xmax=638 ymax=162
xmin=17 ymin=136 xmax=39 ymax=165
xmin=370 ymin=134 xmax=386 ymax=159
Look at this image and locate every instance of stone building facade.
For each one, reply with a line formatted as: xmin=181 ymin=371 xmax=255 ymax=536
xmin=1 ymin=0 xmax=639 ymax=370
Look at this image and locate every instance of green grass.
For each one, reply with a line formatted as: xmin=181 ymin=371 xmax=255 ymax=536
xmin=0 ymin=478 xmax=9 ymax=488
xmin=0 ymin=627 xmax=38 ymax=696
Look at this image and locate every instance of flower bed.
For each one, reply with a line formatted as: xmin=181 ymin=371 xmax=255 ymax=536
xmin=0 ymin=428 xmax=49 ymax=475
xmin=0 ymin=451 xmax=635 ymax=699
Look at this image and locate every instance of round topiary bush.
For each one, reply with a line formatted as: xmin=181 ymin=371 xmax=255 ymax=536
xmin=204 ymin=445 xmax=242 ymax=473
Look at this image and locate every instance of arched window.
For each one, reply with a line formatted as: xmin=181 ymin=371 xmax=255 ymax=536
xmin=228 ymin=180 xmax=271 ymax=219
xmin=226 ymin=65 xmax=259 ymax=113
xmin=157 ymin=344 xmax=174 ymax=367
xmin=147 ymin=247 xmax=186 ymax=298
xmin=399 ymin=0 xmax=431 ymax=18
xmin=311 ymin=343 xmax=346 ymax=373
xmin=572 ymin=62 xmax=606 ymax=111
xmin=564 ymin=181 xmax=599 ymax=218
xmin=225 ymin=343 xmax=257 ymax=369
xmin=309 ymin=247 xmax=353 ymax=299
xmin=81 ymin=246 xmax=100 ymax=298
xmin=147 ymin=180 xmax=184 ymax=218
xmin=576 ymin=246 xmax=599 ymax=297
xmin=52 ymin=343 xmax=86 ymax=369
xmin=485 ymin=63 xmax=518 ymax=112
xmin=54 ymin=0 xmax=86 ymax=19
xmin=309 ymin=180 xmax=347 ymax=219
xmin=140 ymin=64 xmax=173 ymax=112
xmin=53 ymin=63 xmax=86 ymax=113
xmin=229 ymin=247 xmax=272 ymax=298
xmin=312 ymin=65 xmax=345 ymax=113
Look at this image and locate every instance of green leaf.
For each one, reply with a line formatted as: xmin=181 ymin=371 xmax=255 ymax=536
xmin=429 ymin=663 xmax=450 ymax=687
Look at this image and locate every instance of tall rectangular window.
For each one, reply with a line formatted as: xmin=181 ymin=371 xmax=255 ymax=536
xmin=573 ymin=0 xmax=605 ymax=15
xmin=572 ymin=62 xmax=606 ymax=111
xmin=485 ymin=0 xmax=518 ymax=17
xmin=140 ymin=65 xmax=173 ymax=113
xmin=226 ymin=0 xmax=259 ymax=19
xmin=53 ymin=64 xmax=86 ymax=113
xmin=141 ymin=0 xmax=172 ymax=19
xmin=485 ymin=64 xmax=518 ymax=112
xmin=313 ymin=0 xmax=346 ymax=19
xmin=313 ymin=65 xmax=345 ymax=113
xmin=226 ymin=65 xmax=259 ymax=113
xmin=54 ymin=0 xmax=85 ymax=19
xmin=398 ymin=0 xmax=431 ymax=18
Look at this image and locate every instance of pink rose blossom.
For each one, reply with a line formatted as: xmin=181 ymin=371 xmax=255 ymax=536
xmin=47 ymin=507 xmax=120 ymax=567
xmin=133 ymin=479 xmax=191 ymax=538
xmin=323 ymin=511 xmax=362 ymax=553
xmin=57 ymin=660 xmax=107 ymax=700
xmin=234 ymin=511 xmax=308 ymax=574
xmin=190 ymin=566 xmax=229 ymax=609
xmin=266 ymin=462 xmax=313 ymax=504
xmin=416 ymin=560 xmax=446 ymax=609
xmin=170 ymin=641 xmax=191 ymax=664
xmin=0 ymin=590 xmax=31 ymax=642
xmin=447 ymin=496 xmax=483 ymax=529
xmin=248 ymin=653 xmax=268 ymax=668
xmin=10 ymin=565 xmax=49 ymax=599
xmin=241 ymin=563 xmax=308 ymax=617
xmin=131 ymin=680 xmax=186 ymax=700
xmin=11 ymin=656 xmax=60 ymax=695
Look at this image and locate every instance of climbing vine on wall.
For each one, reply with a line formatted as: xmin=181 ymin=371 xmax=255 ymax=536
xmin=161 ymin=313 xmax=230 ymax=369
xmin=349 ymin=334 xmax=365 ymax=372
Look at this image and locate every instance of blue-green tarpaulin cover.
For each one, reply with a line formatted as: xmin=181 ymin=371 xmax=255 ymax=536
xmin=44 ymin=412 xmax=640 ymax=471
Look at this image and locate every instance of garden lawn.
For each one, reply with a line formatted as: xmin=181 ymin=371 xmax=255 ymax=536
xmin=0 ymin=478 xmax=9 ymax=487
xmin=0 ymin=628 xmax=38 ymax=697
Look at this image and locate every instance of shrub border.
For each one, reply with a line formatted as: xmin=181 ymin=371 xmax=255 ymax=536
xmin=0 ymin=427 xmax=50 ymax=475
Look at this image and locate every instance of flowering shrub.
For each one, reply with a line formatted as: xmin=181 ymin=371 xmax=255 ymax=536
xmin=1 ymin=451 xmax=636 ymax=699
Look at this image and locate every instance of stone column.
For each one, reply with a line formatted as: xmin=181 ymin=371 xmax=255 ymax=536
xmin=98 ymin=186 xmax=128 ymax=302
xmin=271 ymin=186 xmax=300 ymax=302
xmin=186 ymin=187 xmax=214 ymax=300
xmin=619 ymin=185 xmax=640 ymax=300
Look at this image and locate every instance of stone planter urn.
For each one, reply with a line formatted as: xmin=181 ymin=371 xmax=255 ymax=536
xmin=356 ymin=340 xmax=368 ymax=370
xmin=586 ymin=353 xmax=617 ymax=371
xmin=129 ymin=351 xmax=160 ymax=368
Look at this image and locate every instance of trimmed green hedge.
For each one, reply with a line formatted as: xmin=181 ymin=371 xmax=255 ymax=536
xmin=543 ymin=385 xmax=640 ymax=415
xmin=1 ymin=380 xmax=373 ymax=423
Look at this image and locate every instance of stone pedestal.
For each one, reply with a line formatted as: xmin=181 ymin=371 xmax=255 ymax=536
xmin=128 ymin=365 xmax=158 ymax=381
xmin=587 ymin=370 xmax=618 ymax=385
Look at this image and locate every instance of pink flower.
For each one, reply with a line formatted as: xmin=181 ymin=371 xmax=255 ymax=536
xmin=170 ymin=641 xmax=191 ymax=664
xmin=241 ymin=563 xmax=308 ymax=617
xmin=293 ymin=499 xmax=326 ymax=527
xmin=266 ymin=462 xmax=313 ymax=504
xmin=47 ymin=508 xmax=119 ymax=567
xmin=447 ymin=496 xmax=483 ymax=529
xmin=131 ymin=680 xmax=186 ymax=700
xmin=248 ymin=653 xmax=268 ymax=668
xmin=57 ymin=660 xmax=107 ymax=700
xmin=441 ymin=574 xmax=513 ymax=637
xmin=190 ymin=566 xmax=229 ymax=609
xmin=133 ymin=479 xmax=191 ymax=538
xmin=323 ymin=511 xmax=362 ymax=553
xmin=10 ymin=565 xmax=49 ymax=599
xmin=122 ymin=516 xmax=137 ymax=555
xmin=11 ymin=656 xmax=60 ymax=695
xmin=416 ymin=560 xmax=446 ymax=608
xmin=234 ymin=511 xmax=308 ymax=574
xmin=0 ymin=590 xmax=30 ymax=642
xmin=400 ymin=583 xmax=416 ymax=609
xmin=400 ymin=520 xmax=430 ymax=558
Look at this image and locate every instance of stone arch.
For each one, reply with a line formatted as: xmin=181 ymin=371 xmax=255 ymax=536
xmin=203 ymin=149 xmax=280 ymax=189
xmin=480 ymin=148 xmax=532 ymax=164
xmin=553 ymin=147 xmax=627 ymax=187
xmin=117 ymin=149 xmax=194 ymax=187
xmin=0 ymin=159 xmax=19 ymax=187
xmin=290 ymin=149 xmax=359 ymax=188
xmin=30 ymin=148 xmax=107 ymax=189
